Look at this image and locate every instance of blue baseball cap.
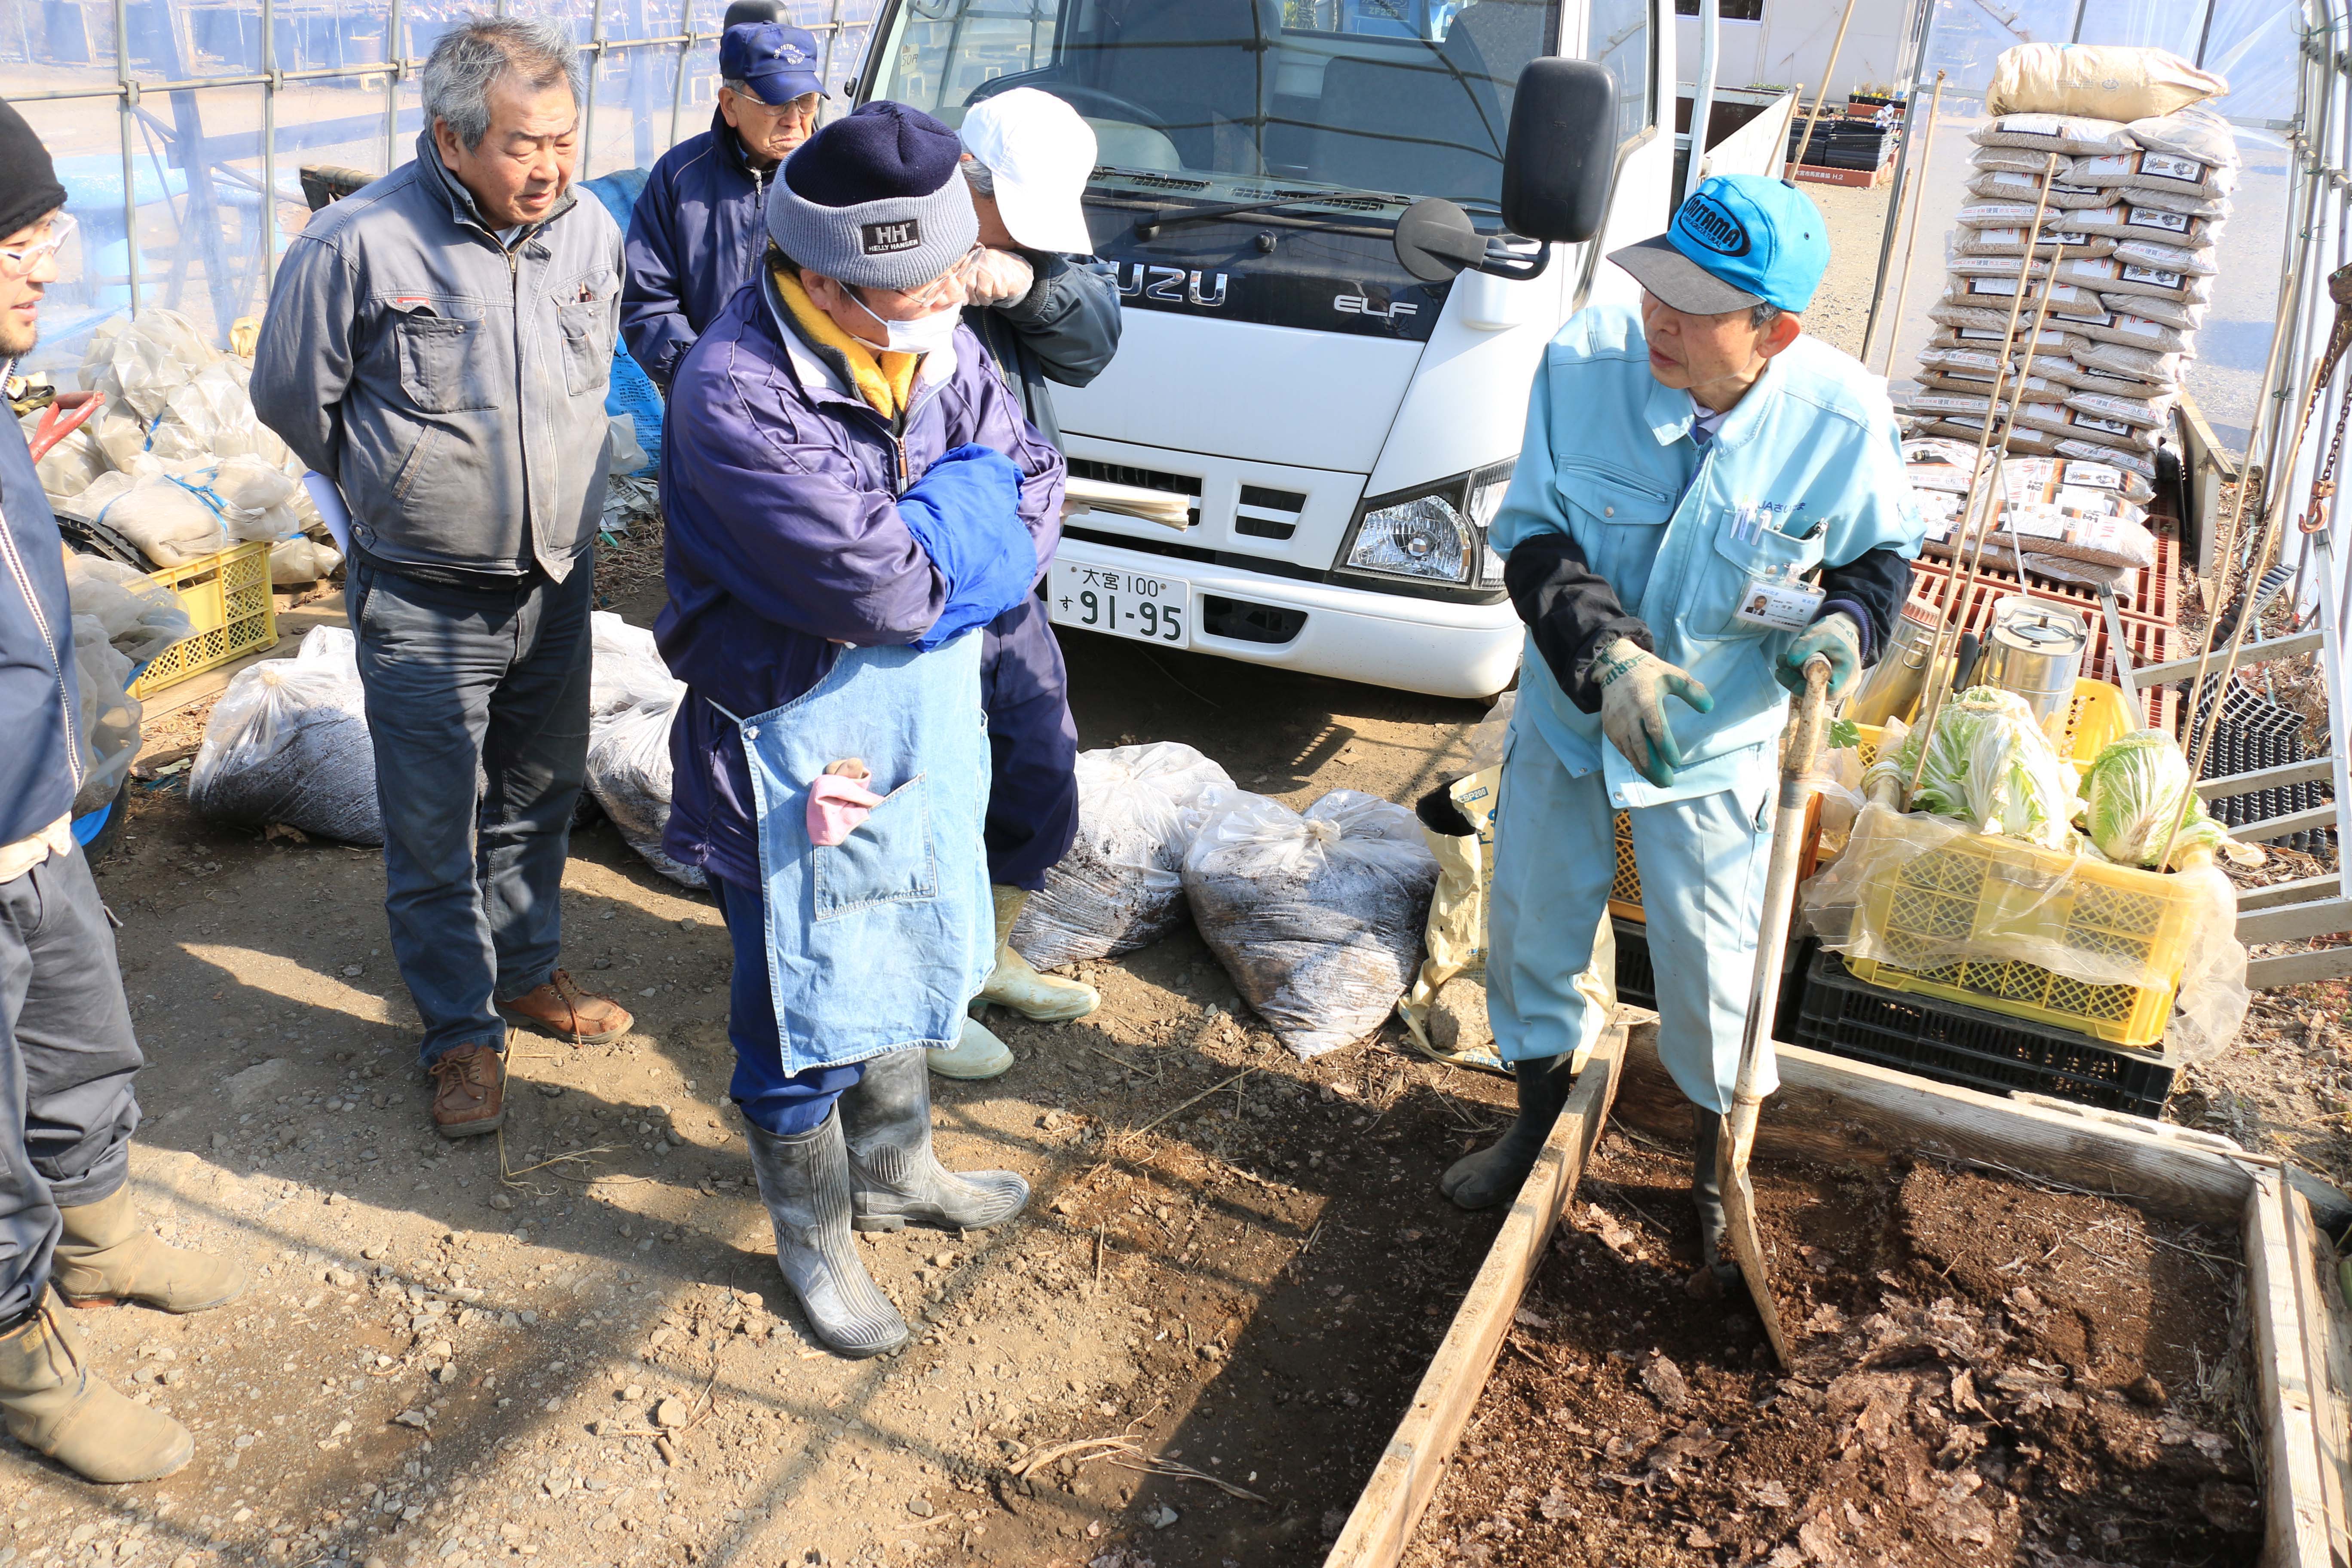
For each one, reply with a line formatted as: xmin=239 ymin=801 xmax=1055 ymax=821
xmin=1608 ymin=174 xmax=1830 ymax=315
xmin=720 ymin=22 xmax=824 ymax=106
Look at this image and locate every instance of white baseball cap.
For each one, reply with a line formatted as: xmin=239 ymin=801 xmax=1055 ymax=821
xmin=959 ymin=88 xmax=1097 ymax=256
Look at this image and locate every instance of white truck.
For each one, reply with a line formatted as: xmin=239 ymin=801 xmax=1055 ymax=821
xmin=858 ymin=0 xmax=1743 ymax=698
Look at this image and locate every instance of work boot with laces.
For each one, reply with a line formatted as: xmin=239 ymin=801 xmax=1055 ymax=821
xmin=53 ymin=1187 xmax=245 ymax=1314
xmin=500 ymin=969 xmax=634 ymax=1045
xmin=841 ymin=1048 xmax=1029 ymax=1233
xmin=428 ymin=1042 xmax=505 ymax=1138
xmin=0 ymin=1291 xmax=193 ymax=1482
xmin=974 ymin=886 xmax=1099 ymax=1022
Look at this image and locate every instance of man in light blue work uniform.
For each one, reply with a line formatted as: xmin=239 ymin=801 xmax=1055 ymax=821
xmin=1443 ymin=176 xmax=1923 ymax=1288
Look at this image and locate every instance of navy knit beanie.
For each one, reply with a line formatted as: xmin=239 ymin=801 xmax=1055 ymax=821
xmin=0 ymin=99 xmax=65 ymax=242
xmin=769 ymin=101 xmax=976 ymax=291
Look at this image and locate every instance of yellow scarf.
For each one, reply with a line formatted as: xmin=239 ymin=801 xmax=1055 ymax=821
xmin=773 ymin=265 xmax=920 ymax=418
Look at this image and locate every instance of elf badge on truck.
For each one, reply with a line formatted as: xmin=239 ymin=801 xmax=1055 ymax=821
xmin=858 ymin=0 xmax=1691 ymax=699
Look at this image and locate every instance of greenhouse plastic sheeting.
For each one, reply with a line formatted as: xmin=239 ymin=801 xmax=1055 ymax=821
xmin=5 ymin=0 xmax=889 ymax=379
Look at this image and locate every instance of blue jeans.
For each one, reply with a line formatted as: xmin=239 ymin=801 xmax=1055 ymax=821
xmin=712 ymin=874 xmax=863 ymax=1136
xmin=349 ymin=561 xmax=593 ymax=1064
xmin=0 ymin=844 xmax=143 ymax=1321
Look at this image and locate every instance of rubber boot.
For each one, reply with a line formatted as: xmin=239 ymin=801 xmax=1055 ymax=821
xmin=0 ymin=1292 xmax=193 ymax=1482
xmin=925 ymin=1014 xmax=1013 ymax=1081
xmin=743 ymin=1114 xmax=908 ymax=1360
xmin=974 ymin=887 xmax=1100 ymax=1022
xmin=1439 ymin=1054 xmax=1574 ymax=1211
xmin=53 ymin=1187 xmax=245 ymax=1314
xmin=1687 ymin=1105 xmax=1740 ymax=1298
xmin=840 ymin=1048 xmax=1029 ymax=1234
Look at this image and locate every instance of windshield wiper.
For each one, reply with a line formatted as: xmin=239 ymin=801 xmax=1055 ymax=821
xmin=1133 ymin=190 xmax=1375 ymax=241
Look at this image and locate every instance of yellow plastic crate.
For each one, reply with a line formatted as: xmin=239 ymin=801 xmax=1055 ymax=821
xmin=1609 ymin=810 xmax=1643 ymax=923
xmin=129 ymin=540 xmax=278 ymax=699
xmin=1844 ymin=826 xmax=2199 ymax=1048
xmin=1853 ymin=677 xmax=2141 ymax=776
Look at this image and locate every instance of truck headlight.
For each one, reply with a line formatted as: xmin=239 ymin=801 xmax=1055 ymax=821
xmin=1340 ymin=460 xmax=1517 ymax=589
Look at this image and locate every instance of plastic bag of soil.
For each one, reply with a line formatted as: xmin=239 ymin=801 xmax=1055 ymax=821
xmin=584 ymin=692 xmax=704 ymax=889
xmin=1183 ymin=788 xmax=1439 ymax=1060
xmin=70 ymin=615 xmax=140 ymax=817
xmin=1008 ymin=741 xmax=1234 ymax=968
xmin=589 ymin=610 xmax=678 ymax=721
xmin=188 ymin=637 xmax=381 ymax=844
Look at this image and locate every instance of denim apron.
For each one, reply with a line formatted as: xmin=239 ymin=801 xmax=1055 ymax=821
xmin=720 ymin=633 xmax=993 ymax=1073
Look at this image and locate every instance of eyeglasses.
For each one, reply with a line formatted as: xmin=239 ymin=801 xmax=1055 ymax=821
xmin=0 ymin=212 xmax=73 ymax=278
xmin=900 ymin=242 xmax=986 ymax=312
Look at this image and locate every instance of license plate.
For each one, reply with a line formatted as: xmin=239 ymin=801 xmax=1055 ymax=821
xmin=1047 ymin=562 xmax=1191 ymax=646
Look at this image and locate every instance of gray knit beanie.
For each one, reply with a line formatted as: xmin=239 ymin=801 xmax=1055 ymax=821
xmin=767 ymin=101 xmax=977 ymax=291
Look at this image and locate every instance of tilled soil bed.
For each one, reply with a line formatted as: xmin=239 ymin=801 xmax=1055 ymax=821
xmin=1406 ymin=1131 xmax=2261 ymax=1568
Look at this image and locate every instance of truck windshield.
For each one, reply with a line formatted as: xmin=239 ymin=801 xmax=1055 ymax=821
xmin=868 ymin=0 xmax=1562 ymax=212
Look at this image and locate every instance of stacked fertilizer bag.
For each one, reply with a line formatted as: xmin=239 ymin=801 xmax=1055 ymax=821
xmin=581 ymin=613 xmax=705 ymax=890
xmin=1897 ymin=43 xmax=2236 ymax=604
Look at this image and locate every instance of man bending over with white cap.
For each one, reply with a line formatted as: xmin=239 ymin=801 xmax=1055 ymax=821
xmin=926 ymin=86 xmax=1124 ymax=1080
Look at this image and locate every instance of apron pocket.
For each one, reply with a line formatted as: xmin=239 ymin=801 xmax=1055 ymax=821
xmin=812 ymin=774 xmax=938 ymax=920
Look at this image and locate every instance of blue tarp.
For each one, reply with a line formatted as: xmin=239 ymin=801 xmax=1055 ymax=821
xmin=581 ymin=168 xmax=662 ymax=477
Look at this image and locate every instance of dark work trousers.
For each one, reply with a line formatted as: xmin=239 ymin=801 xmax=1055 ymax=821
xmin=348 ymin=560 xmax=594 ymax=1066
xmin=0 ymin=843 xmax=142 ymax=1322
xmin=979 ymin=596 xmax=1079 ymax=891
xmin=711 ymin=873 xmax=864 ymax=1136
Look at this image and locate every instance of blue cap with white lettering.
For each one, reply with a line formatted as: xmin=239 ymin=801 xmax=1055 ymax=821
xmin=1608 ymin=174 xmax=1830 ymax=315
xmin=720 ymin=22 xmax=824 ymax=107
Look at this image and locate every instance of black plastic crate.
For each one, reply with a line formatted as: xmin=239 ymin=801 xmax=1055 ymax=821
xmin=1614 ymin=916 xmax=1655 ymax=1011
xmin=1791 ymin=951 xmax=2175 ymax=1117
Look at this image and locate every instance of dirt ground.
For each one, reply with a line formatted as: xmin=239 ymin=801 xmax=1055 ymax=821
xmin=0 ymin=595 xmax=1533 ymax=1568
xmin=1404 ymin=1138 xmax=2259 ymax=1568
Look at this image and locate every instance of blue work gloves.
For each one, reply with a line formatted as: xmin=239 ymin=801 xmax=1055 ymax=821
xmin=1595 ymin=636 xmax=1714 ymax=789
xmin=1776 ymin=611 xmax=1863 ymax=699
xmin=897 ymin=444 xmax=1035 ymax=651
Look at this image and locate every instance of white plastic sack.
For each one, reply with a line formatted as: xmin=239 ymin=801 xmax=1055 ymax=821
xmin=63 ymin=552 xmax=191 ymax=663
xmin=20 ymin=408 xmax=107 ymax=501
xmin=584 ymin=692 xmax=704 ymax=889
xmin=70 ymin=469 xmax=234 ymax=566
xmin=589 ymin=610 xmax=679 ymax=721
xmin=270 ymin=536 xmax=343 ymax=584
xmin=1183 ymin=789 xmax=1439 ymax=1059
xmin=1009 ymin=741 xmax=1236 ymax=969
xmin=79 ymin=308 xmax=219 ymax=424
xmin=606 ymin=413 xmax=649 ymax=475
xmin=188 ymin=640 xmax=381 ymax=843
xmin=70 ymin=614 xmax=140 ymax=816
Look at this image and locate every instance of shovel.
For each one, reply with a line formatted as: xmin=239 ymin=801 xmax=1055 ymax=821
xmin=1718 ymin=652 xmax=1831 ymax=1369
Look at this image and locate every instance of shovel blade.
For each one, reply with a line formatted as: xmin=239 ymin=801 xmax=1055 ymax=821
xmin=1721 ymin=1139 xmax=1795 ymax=1369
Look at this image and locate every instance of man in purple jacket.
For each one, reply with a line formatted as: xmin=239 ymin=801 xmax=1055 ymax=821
xmin=619 ymin=20 xmax=822 ymax=392
xmin=657 ymin=102 xmax=1064 ymax=1357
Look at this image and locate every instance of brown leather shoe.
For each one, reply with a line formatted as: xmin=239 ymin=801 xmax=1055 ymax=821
xmin=499 ymin=970 xmax=634 ymax=1045
xmin=428 ymin=1043 xmax=505 ymax=1139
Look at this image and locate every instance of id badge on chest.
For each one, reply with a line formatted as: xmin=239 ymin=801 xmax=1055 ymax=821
xmin=1734 ymin=570 xmax=1826 ymax=632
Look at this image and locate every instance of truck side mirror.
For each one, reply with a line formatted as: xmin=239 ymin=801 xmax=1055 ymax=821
xmin=1501 ymin=58 xmax=1617 ymax=245
xmin=1392 ymin=59 xmax=1617 ymax=283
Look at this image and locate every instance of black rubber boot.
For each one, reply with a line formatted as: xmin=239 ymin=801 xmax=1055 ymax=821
xmin=1439 ymin=1054 xmax=1574 ymax=1210
xmin=1688 ymin=1105 xmax=1740 ymax=1297
xmin=744 ymin=1112 xmax=909 ymax=1359
xmin=839 ymin=1048 xmax=1029 ymax=1233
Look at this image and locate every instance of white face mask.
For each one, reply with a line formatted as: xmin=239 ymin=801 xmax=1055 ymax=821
xmin=852 ymin=290 xmax=960 ymax=356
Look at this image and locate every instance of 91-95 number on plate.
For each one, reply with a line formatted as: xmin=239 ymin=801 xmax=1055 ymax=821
xmin=1048 ymin=562 xmax=1189 ymax=645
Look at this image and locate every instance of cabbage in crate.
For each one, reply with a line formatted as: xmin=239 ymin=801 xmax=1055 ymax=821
xmin=1864 ymin=687 xmax=2082 ymax=850
xmin=2079 ymin=728 xmax=2251 ymax=867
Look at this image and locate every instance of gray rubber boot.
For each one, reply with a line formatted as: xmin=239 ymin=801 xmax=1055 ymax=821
xmin=1439 ymin=1054 xmax=1573 ymax=1211
xmin=1688 ymin=1105 xmax=1740 ymax=1296
xmin=743 ymin=1113 xmax=908 ymax=1359
xmin=839 ymin=1048 xmax=1030 ymax=1234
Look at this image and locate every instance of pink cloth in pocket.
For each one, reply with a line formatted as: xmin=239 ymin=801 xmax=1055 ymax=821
xmin=807 ymin=772 xmax=887 ymax=846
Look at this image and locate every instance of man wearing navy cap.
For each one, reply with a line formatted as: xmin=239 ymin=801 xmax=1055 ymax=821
xmin=621 ymin=21 xmax=826 ymax=389
xmin=1442 ymin=177 xmax=1923 ymax=1289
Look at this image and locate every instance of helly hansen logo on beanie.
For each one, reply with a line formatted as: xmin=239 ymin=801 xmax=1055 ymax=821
xmin=1679 ymin=193 xmax=1751 ymax=257
xmin=861 ymin=219 xmax=922 ymax=255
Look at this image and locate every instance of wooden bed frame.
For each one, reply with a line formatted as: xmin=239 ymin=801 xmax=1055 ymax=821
xmin=1324 ymin=1011 xmax=2352 ymax=1568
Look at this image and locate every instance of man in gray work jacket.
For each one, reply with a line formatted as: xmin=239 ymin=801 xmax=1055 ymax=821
xmin=251 ymin=17 xmax=634 ymax=1141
